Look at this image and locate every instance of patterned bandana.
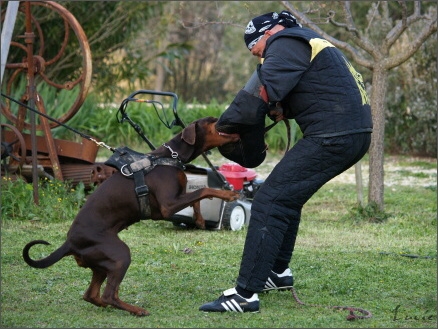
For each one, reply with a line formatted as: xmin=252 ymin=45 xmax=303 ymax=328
xmin=244 ymin=10 xmax=301 ymax=50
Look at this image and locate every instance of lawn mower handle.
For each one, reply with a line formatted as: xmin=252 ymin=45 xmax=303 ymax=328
xmin=126 ymin=90 xmax=185 ymax=128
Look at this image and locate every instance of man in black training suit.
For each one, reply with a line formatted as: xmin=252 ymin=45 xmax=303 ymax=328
xmin=200 ymin=10 xmax=373 ymax=313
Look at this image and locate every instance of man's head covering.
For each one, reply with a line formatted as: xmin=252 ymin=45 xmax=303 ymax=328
xmin=244 ymin=10 xmax=301 ymax=50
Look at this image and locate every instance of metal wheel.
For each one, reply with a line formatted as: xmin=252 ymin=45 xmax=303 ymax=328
xmin=1 ymin=123 xmax=27 ymax=173
xmin=1 ymin=1 xmax=92 ymax=129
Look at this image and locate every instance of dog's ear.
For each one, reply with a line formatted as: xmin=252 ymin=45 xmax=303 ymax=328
xmin=181 ymin=122 xmax=196 ymax=145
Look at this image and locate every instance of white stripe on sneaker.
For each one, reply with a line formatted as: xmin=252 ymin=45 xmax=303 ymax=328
xmin=226 ymin=301 xmax=237 ymax=312
xmin=230 ymin=299 xmax=243 ymax=312
xmin=221 ymin=299 xmax=243 ymax=312
xmin=221 ymin=302 xmax=231 ymax=311
xmin=265 ymin=277 xmax=276 ymax=289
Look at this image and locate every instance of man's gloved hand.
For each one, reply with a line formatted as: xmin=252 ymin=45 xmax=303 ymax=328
xmin=268 ymin=102 xmax=284 ymax=122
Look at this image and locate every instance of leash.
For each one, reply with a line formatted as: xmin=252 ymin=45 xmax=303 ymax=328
xmin=290 ymin=287 xmax=373 ymax=321
xmin=379 ymin=251 xmax=436 ymax=259
xmin=265 ymin=118 xmax=291 ymax=153
xmin=1 ymin=92 xmax=117 ymax=153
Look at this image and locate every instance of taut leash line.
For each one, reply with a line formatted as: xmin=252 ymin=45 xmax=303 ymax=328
xmin=265 ymin=118 xmax=291 ymax=154
xmin=1 ymin=92 xmax=117 ymax=153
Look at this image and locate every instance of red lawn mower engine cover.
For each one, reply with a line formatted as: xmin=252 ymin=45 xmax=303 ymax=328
xmin=218 ymin=163 xmax=257 ymax=190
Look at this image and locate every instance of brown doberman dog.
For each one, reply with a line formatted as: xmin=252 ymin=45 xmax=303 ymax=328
xmin=22 ymin=117 xmax=240 ymax=316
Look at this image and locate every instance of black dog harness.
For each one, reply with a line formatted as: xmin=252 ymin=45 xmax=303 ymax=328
xmin=104 ymin=146 xmax=185 ymax=219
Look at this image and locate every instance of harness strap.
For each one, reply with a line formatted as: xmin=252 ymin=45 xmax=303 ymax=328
xmin=122 ymin=156 xmax=185 ymax=176
xmin=133 ymin=170 xmax=151 ymax=219
xmin=129 ymin=157 xmax=153 ymax=173
xmin=105 ymin=146 xmax=185 ymax=219
xmin=123 ymin=156 xmax=185 ymax=219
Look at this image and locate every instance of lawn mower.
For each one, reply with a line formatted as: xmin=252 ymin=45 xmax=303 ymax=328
xmin=117 ymin=89 xmax=264 ymax=231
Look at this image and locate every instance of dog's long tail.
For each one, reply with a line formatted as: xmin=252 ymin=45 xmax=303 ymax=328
xmin=23 ymin=240 xmax=70 ymax=269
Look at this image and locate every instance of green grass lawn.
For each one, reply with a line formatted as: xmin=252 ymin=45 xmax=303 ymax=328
xmin=1 ymin=157 xmax=436 ymax=328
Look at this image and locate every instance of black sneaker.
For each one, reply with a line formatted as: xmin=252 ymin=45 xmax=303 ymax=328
xmin=199 ymin=288 xmax=260 ymax=313
xmin=263 ymin=268 xmax=294 ymax=291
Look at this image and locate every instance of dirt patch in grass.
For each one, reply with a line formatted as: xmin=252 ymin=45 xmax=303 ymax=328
xmin=208 ymin=152 xmax=436 ymax=188
xmin=327 ymin=155 xmax=436 ymax=187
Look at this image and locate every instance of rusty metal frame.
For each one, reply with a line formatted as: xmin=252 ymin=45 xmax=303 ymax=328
xmin=1 ymin=1 xmax=97 ymax=201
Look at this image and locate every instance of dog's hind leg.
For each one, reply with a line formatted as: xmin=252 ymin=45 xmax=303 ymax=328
xmin=83 ymin=270 xmax=107 ymax=307
xmin=100 ymin=238 xmax=150 ymax=316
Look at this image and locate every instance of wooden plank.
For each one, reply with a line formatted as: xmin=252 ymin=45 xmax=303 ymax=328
xmin=3 ymin=131 xmax=99 ymax=163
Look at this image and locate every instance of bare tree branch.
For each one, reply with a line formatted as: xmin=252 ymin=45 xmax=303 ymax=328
xmin=178 ymin=2 xmax=244 ymax=30
xmin=281 ymin=1 xmax=374 ymax=69
xmin=87 ymin=10 xmax=127 ymax=47
xmin=384 ymin=16 xmax=437 ymax=69
xmin=180 ymin=19 xmax=244 ymax=30
xmin=386 ymin=1 xmax=425 ymax=48
xmin=328 ymin=3 xmax=360 ymax=38
xmin=365 ymin=2 xmax=380 ymax=36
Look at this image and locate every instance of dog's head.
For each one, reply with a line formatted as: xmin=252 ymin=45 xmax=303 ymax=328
xmin=176 ymin=117 xmax=240 ymax=163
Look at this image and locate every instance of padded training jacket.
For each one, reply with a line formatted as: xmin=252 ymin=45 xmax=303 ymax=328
xmin=259 ymin=27 xmax=373 ymax=137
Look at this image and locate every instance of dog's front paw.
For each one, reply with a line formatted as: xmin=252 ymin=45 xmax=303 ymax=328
xmin=223 ymin=190 xmax=240 ymax=201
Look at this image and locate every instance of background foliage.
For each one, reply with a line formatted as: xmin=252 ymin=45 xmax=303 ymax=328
xmin=47 ymin=88 xmax=300 ymax=157
xmin=385 ymin=29 xmax=437 ymax=157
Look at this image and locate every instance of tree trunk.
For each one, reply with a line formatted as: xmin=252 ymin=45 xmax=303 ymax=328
xmin=154 ymin=58 xmax=166 ymax=102
xmin=368 ymin=65 xmax=388 ymax=210
xmin=354 ymin=161 xmax=363 ymax=207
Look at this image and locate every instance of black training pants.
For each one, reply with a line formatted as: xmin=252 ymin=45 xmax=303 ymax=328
xmin=236 ymin=132 xmax=371 ymax=292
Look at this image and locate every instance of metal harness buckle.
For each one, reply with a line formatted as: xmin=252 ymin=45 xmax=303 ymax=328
xmin=135 ymin=185 xmax=149 ymax=197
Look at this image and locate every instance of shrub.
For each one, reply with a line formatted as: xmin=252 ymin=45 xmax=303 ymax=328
xmin=1 ymin=176 xmax=88 ymax=221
